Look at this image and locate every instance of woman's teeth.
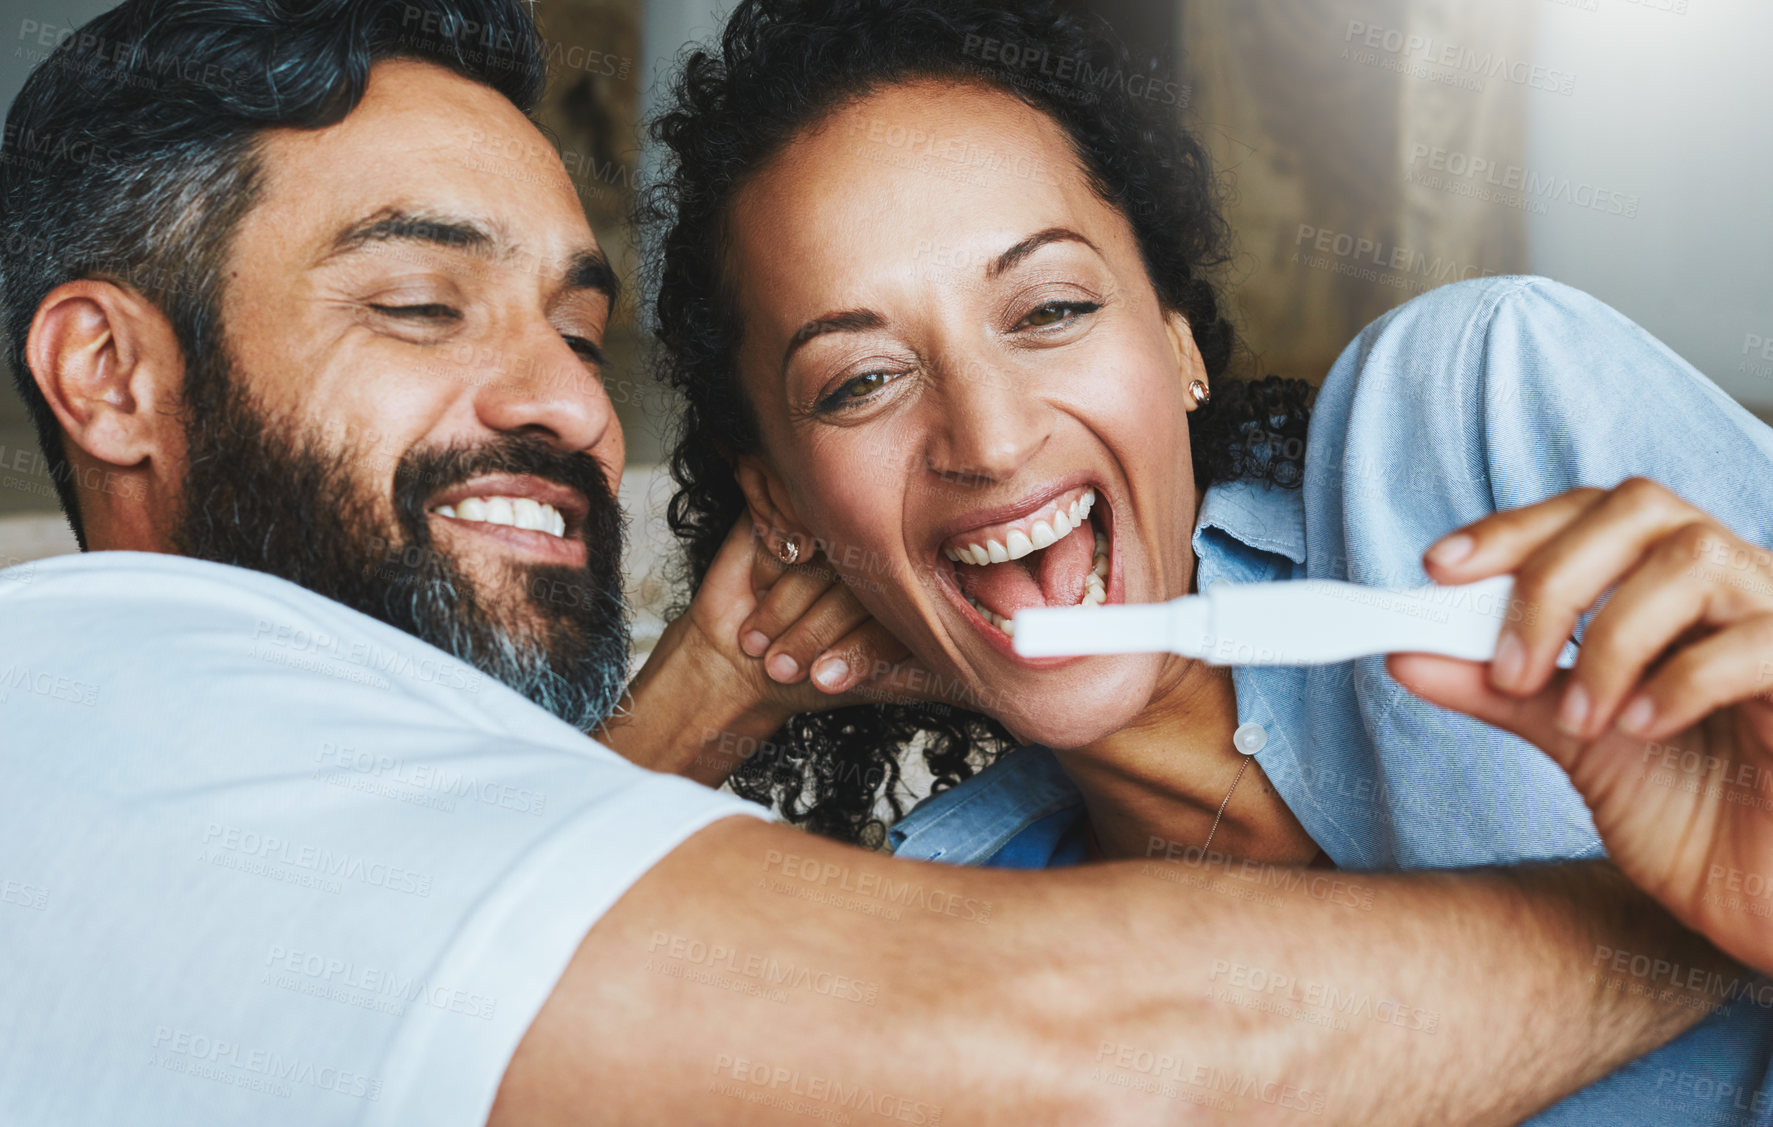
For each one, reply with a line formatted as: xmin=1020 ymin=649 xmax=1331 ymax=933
xmin=433 ymin=496 xmax=568 ymax=538
xmin=1084 ymin=533 xmax=1108 ymax=605
xmin=943 ymin=488 xmax=1095 ymax=566
xmin=964 ymin=529 xmax=1110 ymax=636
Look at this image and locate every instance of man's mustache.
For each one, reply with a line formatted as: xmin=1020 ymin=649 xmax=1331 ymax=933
xmin=390 ymin=435 xmax=618 ymax=551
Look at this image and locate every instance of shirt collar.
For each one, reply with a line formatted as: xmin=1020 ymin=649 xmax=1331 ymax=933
xmin=1191 ymin=477 xmax=1308 ymax=572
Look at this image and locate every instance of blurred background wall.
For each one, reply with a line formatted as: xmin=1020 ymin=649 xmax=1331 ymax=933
xmin=3 ymin=0 xmax=1770 ymax=615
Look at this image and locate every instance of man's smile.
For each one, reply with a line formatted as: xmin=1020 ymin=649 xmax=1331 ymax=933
xmin=427 ymin=473 xmax=590 ymax=567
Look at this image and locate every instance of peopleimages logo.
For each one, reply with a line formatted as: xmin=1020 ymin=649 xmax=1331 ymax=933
xmin=201 ymin=823 xmax=433 ymax=898
xmin=960 ymin=33 xmax=1190 ymax=108
xmin=1343 ymin=20 xmax=1577 ymax=96
xmin=1291 ymin=223 xmax=1499 ymax=291
xmin=250 ymin=618 xmax=483 ymax=695
xmin=150 ymin=1026 xmax=381 ymax=1101
xmin=1406 ymin=145 xmax=1639 ymax=218
xmin=314 ymin=741 xmax=546 ymax=816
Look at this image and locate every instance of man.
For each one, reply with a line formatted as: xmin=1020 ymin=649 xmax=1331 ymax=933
xmin=0 ymin=1 xmax=1758 ymax=1124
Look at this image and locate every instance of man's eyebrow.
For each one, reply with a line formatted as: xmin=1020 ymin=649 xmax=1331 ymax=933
xmin=566 ymin=249 xmax=620 ymax=307
xmin=988 ymin=227 xmax=1100 ymax=278
xmin=326 ymin=209 xmax=497 ymax=259
xmin=324 ymin=209 xmax=619 ymax=306
xmin=781 ymin=309 xmax=887 ymax=374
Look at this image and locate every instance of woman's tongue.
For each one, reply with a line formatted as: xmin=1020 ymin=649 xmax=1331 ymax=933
xmin=954 ymin=517 xmax=1094 ymax=621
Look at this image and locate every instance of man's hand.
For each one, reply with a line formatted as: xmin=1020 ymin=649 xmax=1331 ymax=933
xmin=599 ymin=518 xmax=944 ymax=782
xmin=1390 ymin=477 xmax=1773 ymax=972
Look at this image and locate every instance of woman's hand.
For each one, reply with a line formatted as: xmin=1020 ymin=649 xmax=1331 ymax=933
xmin=1389 ymin=478 xmax=1773 ymax=972
xmin=598 ymin=517 xmax=939 ymax=784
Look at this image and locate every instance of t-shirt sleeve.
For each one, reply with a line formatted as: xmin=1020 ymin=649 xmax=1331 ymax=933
xmin=1300 ymin=275 xmax=1773 ymax=869
xmin=0 ymin=553 xmax=767 ymax=1127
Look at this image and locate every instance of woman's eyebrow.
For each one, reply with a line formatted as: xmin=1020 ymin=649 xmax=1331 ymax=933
xmin=781 ymin=308 xmax=886 ymax=374
xmin=988 ymin=227 xmax=1099 ymax=278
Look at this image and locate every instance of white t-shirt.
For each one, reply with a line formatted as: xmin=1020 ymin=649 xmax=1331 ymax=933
xmin=0 ymin=551 xmax=764 ymax=1126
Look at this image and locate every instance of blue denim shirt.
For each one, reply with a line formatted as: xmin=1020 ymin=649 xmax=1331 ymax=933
xmin=889 ymin=276 xmax=1773 ymax=1126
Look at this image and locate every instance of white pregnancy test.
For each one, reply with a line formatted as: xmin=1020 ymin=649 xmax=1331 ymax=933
xmin=1013 ymin=574 xmax=1528 ymax=665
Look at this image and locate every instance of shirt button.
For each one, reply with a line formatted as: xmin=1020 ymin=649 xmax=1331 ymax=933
xmin=1233 ymin=722 xmax=1267 ymax=756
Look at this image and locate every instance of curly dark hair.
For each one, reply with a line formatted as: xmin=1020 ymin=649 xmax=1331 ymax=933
xmin=643 ymin=0 xmax=1313 ymax=847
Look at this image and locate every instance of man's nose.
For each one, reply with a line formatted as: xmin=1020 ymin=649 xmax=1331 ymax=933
xmin=923 ymin=356 xmax=1052 ymax=485
xmin=471 ymin=323 xmax=620 ymax=466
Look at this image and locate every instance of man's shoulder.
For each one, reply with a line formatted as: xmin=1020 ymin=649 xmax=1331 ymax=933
xmin=2 ymin=549 xmax=352 ymax=636
xmin=6 ymin=548 xmax=351 ymax=613
xmin=0 ymin=554 xmax=767 ymax=1126
xmin=0 ymin=549 xmax=526 ymax=734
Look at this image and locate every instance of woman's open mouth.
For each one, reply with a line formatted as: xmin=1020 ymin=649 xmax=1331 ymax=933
xmin=936 ymin=482 xmax=1120 ymax=653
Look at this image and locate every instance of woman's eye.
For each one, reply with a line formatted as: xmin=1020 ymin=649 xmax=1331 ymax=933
xmin=1020 ymin=300 xmax=1099 ymax=329
xmin=817 ymin=370 xmax=899 ymax=412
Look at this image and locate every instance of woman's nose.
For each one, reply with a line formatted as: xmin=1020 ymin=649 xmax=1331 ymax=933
xmin=923 ymin=358 xmax=1052 ymax=486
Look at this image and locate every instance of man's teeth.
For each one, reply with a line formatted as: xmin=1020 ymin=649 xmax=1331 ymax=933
xmin=943 ymin=488 xmax=1096 ymax=566
xmin=965 ymin=530 xmax=1111 ymax=635
xmin=433 ymin=496 xmax=568 ymax=538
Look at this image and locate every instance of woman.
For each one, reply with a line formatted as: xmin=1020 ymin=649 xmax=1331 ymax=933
xmin=604 ymin=0 xmax=1773 ymax=993
xmin=600 ymin=0 xmax=1773 ymax=1114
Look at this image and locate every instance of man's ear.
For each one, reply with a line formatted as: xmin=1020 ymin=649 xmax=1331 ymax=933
xmin=25 ymin=279 xmax=185 ymax=470
xmin=733 ymin=454 xmax=809 ymax=550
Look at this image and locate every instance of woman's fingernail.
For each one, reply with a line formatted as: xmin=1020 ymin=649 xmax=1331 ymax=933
xmin=1556 ymin=683 xmax=1591 ymax=736
xmin=741 ymin=630 xmax=770 ymax=657
xmin=813 ymin=658 xmax=848 ymax=691
xmin=766 ymin=653 xmax=799 ymax=682
xmin=1491 ymin=631 xmax=1526 ymax=691
xmin=1426 ymin=533 xmax=1474 ymax=568
xmin=1618 ymin=696 xmax=1655 ymax=736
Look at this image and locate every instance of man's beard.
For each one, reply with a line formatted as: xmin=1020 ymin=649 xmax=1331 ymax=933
xmin=171 ymin=348 xmax=630 ymax=732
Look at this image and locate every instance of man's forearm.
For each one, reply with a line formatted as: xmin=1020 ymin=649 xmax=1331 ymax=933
xmin=496 ymin=821 xmax=1733 ymax=1126
xmin=1097 ymin=856 xmax=1727 ymax=1125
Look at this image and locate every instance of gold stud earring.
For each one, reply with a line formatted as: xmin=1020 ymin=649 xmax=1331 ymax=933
xmin=1188 ymin=379 xmax=1211 ymax=408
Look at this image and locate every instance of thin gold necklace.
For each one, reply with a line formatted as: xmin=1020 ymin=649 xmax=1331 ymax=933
xmin=1085 ymin=731 xmax=1260 ymax=859
xmin=1199 ymin=754 xmax=1252 ymax=856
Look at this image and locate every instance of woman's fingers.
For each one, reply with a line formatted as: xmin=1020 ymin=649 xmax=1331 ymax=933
xmin=727 ymin=524 xmax=927 ymax=699
xmin=1422 ymin=487 xmax=1606 ymax=581
xmin=1612 ymin=613 xmax=1773 ymax=742
xmin=806 ymin=621 xmax=912 ymax=695
xmin=704 ymin=519 xmax=772 ymax=613
xmin=757 ymin=585 xmax=871 ymax=685
xmin=739 ymin=550 xmax=841 ymax=659
xmin=1427 ymin=479 xmax=1708 ymax=698
xmin=1553 ymin=523 xmax=1744 ymax=740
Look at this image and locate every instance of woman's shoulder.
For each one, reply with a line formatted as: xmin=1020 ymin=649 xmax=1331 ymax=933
xmin=887 ymin=746 xmax=1086 ymax=868
xmin=1316 ymin=274 xmax=1765 ymax=454
xmin=1314 ymin=275 xmax=1632 ymax=431
xmin=1303 ymin=275 xmax=1773 ymax=581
